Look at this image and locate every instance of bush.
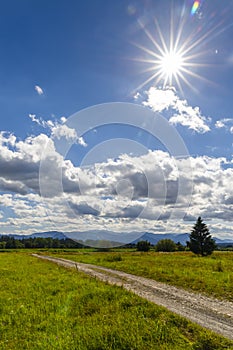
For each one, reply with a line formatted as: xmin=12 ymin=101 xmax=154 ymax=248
xmin=136 ymin=240 xmax=150 ymax=252
xmin=155 ymin=239 xmax=177 ymax=252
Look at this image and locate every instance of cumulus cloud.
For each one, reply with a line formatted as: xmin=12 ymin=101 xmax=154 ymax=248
xmin=38 ymin=149 xmax=233 ymax=225
xmin=51 ymin=124 xmax=77 ymax=142
xmin=67 ymin=201 xmax=100 ymax=217
xmin=51 ymin=125 xmax=87 ymax=146
xmin=0 ymin=178 xmax=28 ymax=195
xmin=0 ymin=131 xmax=16 ymax=147
xmin=35 ymin=85 xmax=44 ymax=95
xmin=169 ymin=103 xmax=210 ymax=133
xmin=29 ymin=114 xmax=88 ymax=147
xmin=0 ymin=128 xmax=233 ymax=236
xmin=142 ymin=87 xmax=210 ymax=133
xmin=143 ymin=87 xmax=177 ymax=112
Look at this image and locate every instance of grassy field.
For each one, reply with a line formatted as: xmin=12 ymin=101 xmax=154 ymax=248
xmin=52 ymin=250 xmax=233 ymax=301
xmin=0 ymin=252 xmax=233 ymax=349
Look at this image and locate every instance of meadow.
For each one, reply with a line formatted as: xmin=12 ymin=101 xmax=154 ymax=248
xmin=53 ymin=250 xmax=233 ymax=301
xmin=0 ymin=252 xmax=233 ymax=349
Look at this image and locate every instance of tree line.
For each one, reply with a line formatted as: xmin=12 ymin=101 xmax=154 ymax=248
xmin=0 ymin=236 xmax=84 ymax=249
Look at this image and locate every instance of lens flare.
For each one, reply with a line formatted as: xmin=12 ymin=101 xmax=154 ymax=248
xmin=191 ymin=1 xmax=200 ymax=16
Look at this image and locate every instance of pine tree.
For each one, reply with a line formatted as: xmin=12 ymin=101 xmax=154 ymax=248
xmin=188 ymin=217 xmax=216 ymax=256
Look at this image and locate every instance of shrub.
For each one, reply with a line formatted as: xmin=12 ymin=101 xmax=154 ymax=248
xmin=136 ymin=240 xmax=150 ymax=252
xmin=155 ymin=239 xmax=177 ymax=252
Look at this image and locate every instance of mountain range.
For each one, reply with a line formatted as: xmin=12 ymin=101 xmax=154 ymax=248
xmin=1 ymin=230 xmax=233 ymax=246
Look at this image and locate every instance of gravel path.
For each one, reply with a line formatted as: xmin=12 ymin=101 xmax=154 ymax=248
xmin=32 ymin=254 xmax=233 ymax=340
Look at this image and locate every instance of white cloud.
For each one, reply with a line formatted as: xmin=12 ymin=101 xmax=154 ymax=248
xmin=0 ymin=129 xmax=233 ymax=237
xmin=215 ymin=118 xmax=233 ymax=134
xmin=77 ymin=136 xmax=87 ymax=147
xmin=29 ymin=113 xmax=37 ymax=122
xmin=29 ymin=114 xmax=88 ymax=147
xmin=142 ymin=87 xmax=210 ymax=133
xmin=169 ymin=104 xmax=210 ymax=133
xmin=29 ymin=114 xmax=55 ymax=128
xmin=143 ymin=87 xmax=177 ymax=112
xmin=51 ymin=124 xmax=77 ymax=142
xmin=51 ymin=124 xmax=87 ymax=146
xmin=60 ymin=116 xmax=67 ymax=124
xmin=35 ymin=85 xmax=44 ymax=95
xmin=215 ymin=119 xmax=229 ymax=129
xmin=0 ymin=132 xmax=16 ymax=147
xmin=134 ymin=92 xmax=141 ymax=100
xmin=34 ymin=85 xmax=44 ymax=95
xmin=0 ymin=178 xmax=28 ymax=195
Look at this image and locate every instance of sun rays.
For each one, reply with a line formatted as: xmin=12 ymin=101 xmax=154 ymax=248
xmin=133 ymin=3 xmax=224 ymax=94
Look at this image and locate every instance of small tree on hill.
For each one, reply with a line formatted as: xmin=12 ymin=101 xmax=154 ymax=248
xmin=187 ymin=217 xmax=216 ymax=256
xmin=136 ymin=240 xmax=150 ymax=252
xmin=155 ymin=239 xmax=176 ymax=252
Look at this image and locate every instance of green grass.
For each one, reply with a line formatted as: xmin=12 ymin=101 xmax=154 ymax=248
xmin=52 ymin=250 xmax=233 ymax=301
xmin=0 ymin=253 xmax=232 ymax=349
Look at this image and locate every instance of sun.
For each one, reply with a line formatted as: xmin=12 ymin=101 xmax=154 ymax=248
xmin=132 ymin=17 xmax=204 ymax=92
xmin=132 ymin=4 xmax=222 ymax=93
xmin=160 ymin=50 xmax=184 ymax=84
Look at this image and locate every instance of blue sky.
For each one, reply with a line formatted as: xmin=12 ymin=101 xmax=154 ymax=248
xmin=0 ymin=0 xmax=233 ymax=240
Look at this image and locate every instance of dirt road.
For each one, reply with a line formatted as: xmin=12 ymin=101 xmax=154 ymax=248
xmin=32 ymin=254 xmax=233 ymax=340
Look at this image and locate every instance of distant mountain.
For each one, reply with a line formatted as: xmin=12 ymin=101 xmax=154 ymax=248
xmin=213 ymin=237 xmax=233 ymax=244
xmin=65 ymin=230 xmax=142 ymax=245
xmin=213 ymin=237 xmax=233 ymax=246
xmin=30 ymin=231 xmax=67 ymax=240
xmin=1 ymin=230 xmax=233 ymax=246
xmin=0 ymin=231 xmax=67 ymax=240
xmin=0 ymin=230 xmax=190 ymax=245
xmin=132 ymin=232 xmax=190 ymax=245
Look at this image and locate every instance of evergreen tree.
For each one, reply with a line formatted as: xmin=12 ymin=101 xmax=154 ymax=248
xmin=188 ymin=217 xmax=216 ymax=256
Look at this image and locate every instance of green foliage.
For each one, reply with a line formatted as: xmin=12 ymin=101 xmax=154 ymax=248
xmin=104 ymin=253 xmax=123 ymax=262
xmin=155 ymin=239 xmax=177 ymax=252
xmin=188 ymin=217 xmax=216 ymax=256
xmin=1 ymin=253 xmax=232 ymax=349
xmin=136 ymin=240 xmax=150 ymax=252
xmin=0 ymin=235 xmax=84 ymax=249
